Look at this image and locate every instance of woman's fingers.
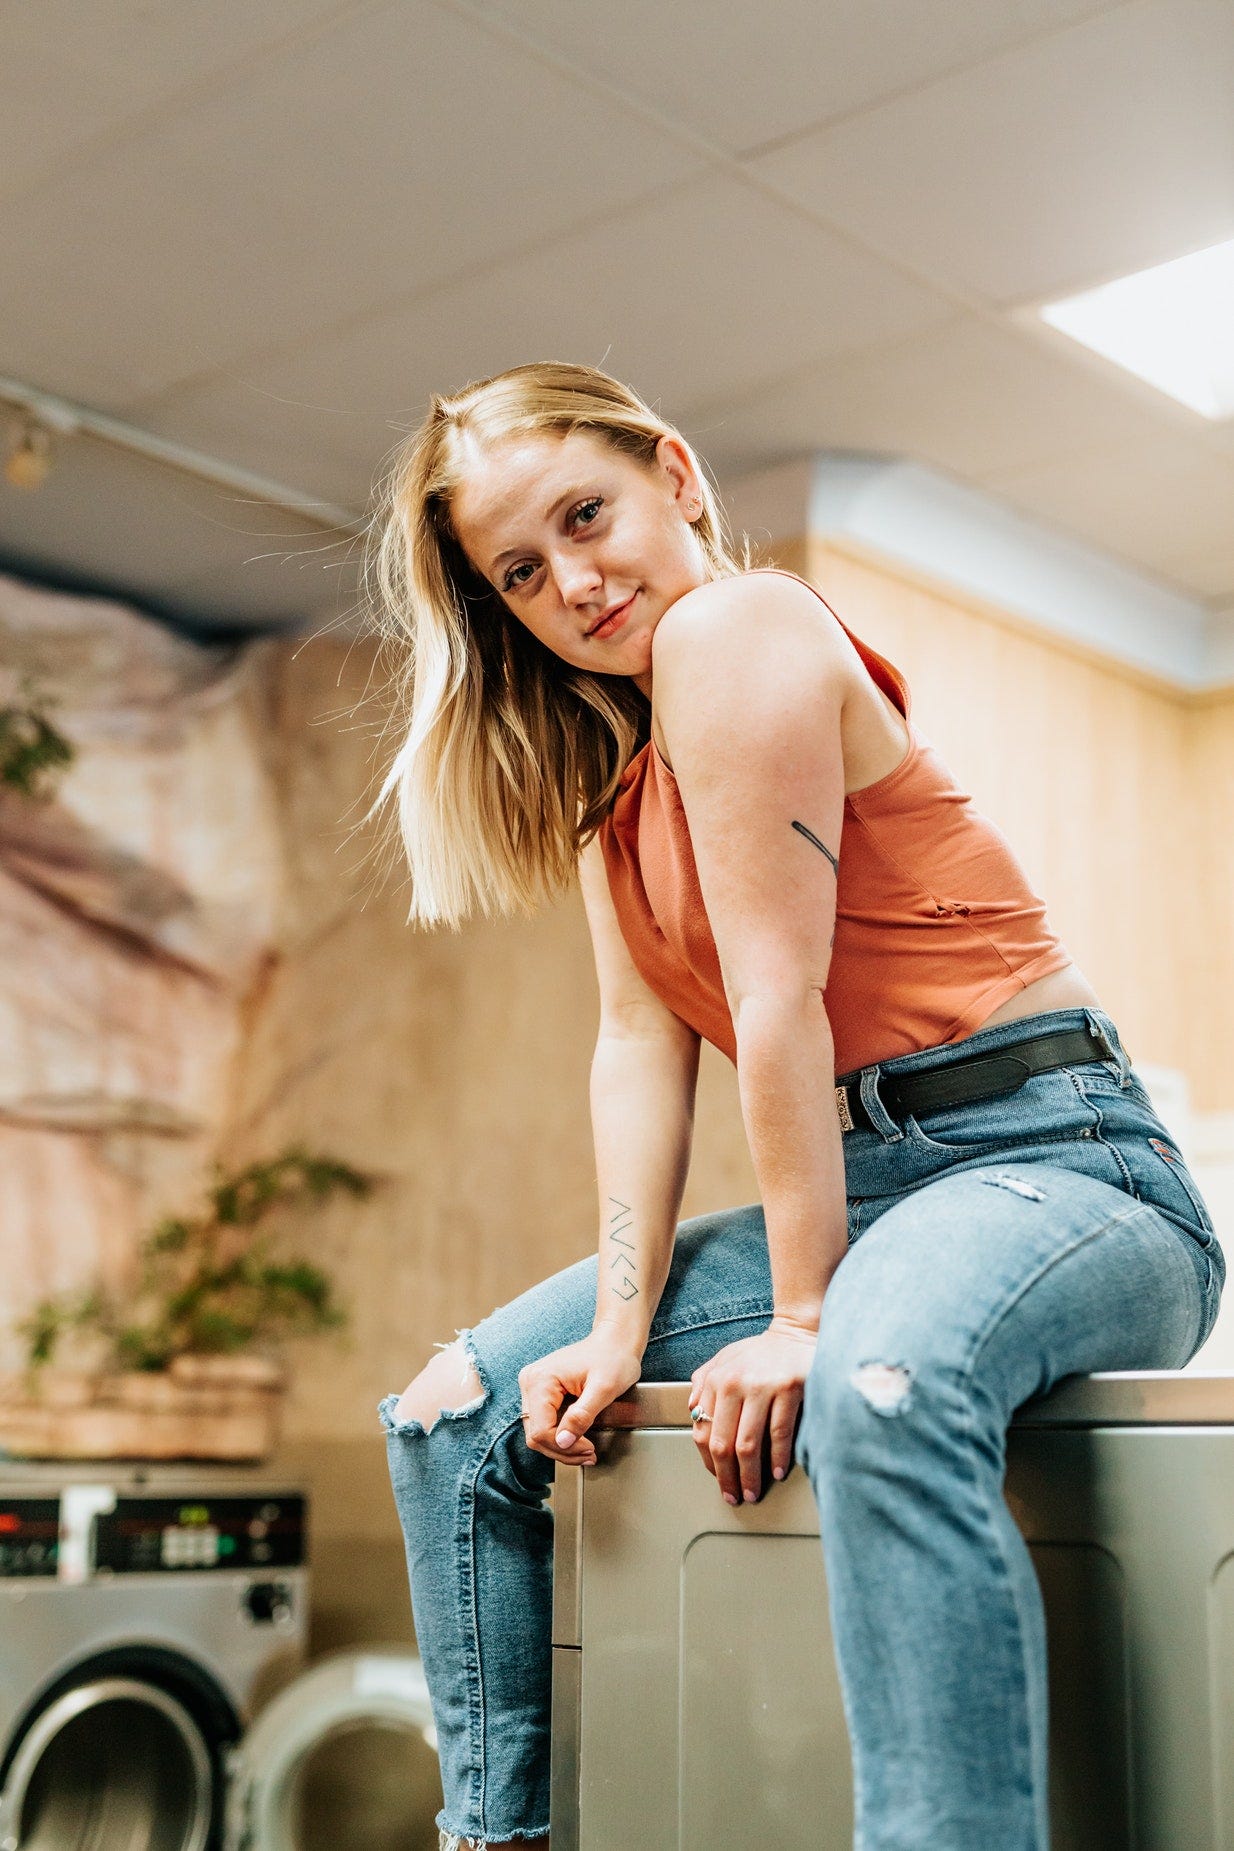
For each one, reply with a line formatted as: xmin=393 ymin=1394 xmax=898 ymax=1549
xmin=520 ymin=1373 xmax=593 ymax=1464
xmin=519 ymin=1369 xmax=561 ymax=1448
xmin=733 ymin=1389 xmax=774 ymax=1503
xmin=705 ymin=1387 xmax=748 ymax=1504
xmin=555 ymin=1375 xmax=624 ymax=1449
xmin=690 ymin=1374 xmax=797 ymax=1502
xmin=768 ymin=1388 xmax=801 ymax=1483
xmin=691 ymin=1401 xmax=717 ymax=1477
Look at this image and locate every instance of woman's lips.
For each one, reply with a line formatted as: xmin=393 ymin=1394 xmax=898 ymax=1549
xmin=589 ymin=593 xmax=635 ymax=640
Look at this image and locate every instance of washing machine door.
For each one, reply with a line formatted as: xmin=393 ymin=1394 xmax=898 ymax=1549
xmin=226 ymin=1647 xmax=441 ymax=1851
xmin=0 ymin=1672 xmax=215 ymax=1851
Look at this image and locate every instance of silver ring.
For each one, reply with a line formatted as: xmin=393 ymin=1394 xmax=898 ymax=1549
xmin=689 ymin=1406 xmax=712 ymax=1424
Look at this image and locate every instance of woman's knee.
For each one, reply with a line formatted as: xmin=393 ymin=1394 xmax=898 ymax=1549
xmin=392 ymin=1339 xmax=486 ymax=1431
xmin=390 ymin=1256 xmax=599 ymax=1434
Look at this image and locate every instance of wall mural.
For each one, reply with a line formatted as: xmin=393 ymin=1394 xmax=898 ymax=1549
xmin=0 ymin=571 xmax=285 ymax=1374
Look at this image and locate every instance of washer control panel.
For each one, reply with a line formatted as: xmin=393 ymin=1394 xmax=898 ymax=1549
xmin=94 ymin=1496 xmax=307 ymax=1573
xmin=0 ymin=1492 xmax=307 ymax=1577
xmin=0 ymin=1498 xmax=60 ymax=1576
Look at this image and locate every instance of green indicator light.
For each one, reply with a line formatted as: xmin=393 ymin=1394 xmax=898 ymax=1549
xmin=218 ymin=1535 xmax=236 ymax=1555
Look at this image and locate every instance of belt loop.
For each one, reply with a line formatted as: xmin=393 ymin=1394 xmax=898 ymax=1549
xmin=1084 ymin=1007 xmax=1130 ymax=1086
xmin=859 ymin=1066 xmax=905 ymax=1142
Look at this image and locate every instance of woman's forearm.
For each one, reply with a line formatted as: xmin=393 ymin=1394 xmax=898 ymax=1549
xmin=588 ymin=1027 xmax=700 ymax=1351
xmin=733 ymin=990 xmax=849 ymax=1329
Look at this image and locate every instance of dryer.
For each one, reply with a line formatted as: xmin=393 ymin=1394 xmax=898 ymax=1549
xmin=551 ymin=1372 xmax=1234 ymax=1851
xmin=0 ymin=1458 xmax=308 ymax=1851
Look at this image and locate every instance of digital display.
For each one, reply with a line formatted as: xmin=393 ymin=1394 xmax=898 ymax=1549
xmin=93 ymin=1495 xmax=307 ymax=1574
xmin=0 ymin=1499 xmax=60 ymax=1577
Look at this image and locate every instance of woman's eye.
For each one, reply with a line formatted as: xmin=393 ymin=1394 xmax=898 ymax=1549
xmin=501 ymin=498 xmax=603 ymax=592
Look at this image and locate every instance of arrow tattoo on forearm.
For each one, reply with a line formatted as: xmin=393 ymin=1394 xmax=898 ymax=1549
xmin=607 ymin=1196 xmax=638 ymax=1302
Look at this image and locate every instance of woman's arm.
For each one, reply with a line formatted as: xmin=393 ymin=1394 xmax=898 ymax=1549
xmin=588 ymin=1023 xmax=699 ymax=1346
xmin=518 ymin=837 xmax=701 ymax=1464
xmin=651 ymin=573 xmax=852 ymax=1500
xmin=579 ymin=831 xmax=701 ymax=1345
xmin=654 ymin=573 xmax=851 ymax=1315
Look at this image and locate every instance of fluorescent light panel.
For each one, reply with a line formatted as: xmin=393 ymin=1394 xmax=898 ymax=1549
xmin=1039 ymin=237 xmax=1234 ymax=420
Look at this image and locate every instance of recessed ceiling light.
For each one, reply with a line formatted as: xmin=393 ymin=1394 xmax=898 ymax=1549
xmin=1039 ymin=237 xmax=1234 ymax=420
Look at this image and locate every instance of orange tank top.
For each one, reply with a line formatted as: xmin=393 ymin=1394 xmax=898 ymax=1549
xmin=597 ymin=568 xmax=1072 ymax=1074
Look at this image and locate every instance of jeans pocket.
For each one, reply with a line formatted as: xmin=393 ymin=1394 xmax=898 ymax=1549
xmin=1143 ymin=1139 xmax=1218 ymax=1242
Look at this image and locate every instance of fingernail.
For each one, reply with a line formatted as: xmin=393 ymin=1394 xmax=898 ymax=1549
xmin=723 ymin=1492 xmax=738 ymax=1506
xmin=773 ymin=1466 xmax=785 ymax=1480
xmin=743 ymin=1489 xmax=757 ymax=1503
xmin=557 ymin=1431 xmax=575 ymax=1448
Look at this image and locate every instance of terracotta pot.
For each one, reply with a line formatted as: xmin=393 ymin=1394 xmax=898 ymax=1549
xmin=0 ymin=1356 xmax=288 ymax=1461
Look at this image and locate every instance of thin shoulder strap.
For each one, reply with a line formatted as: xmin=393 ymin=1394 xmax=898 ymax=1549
xmin=747 ymin=567 xmax=912 ymax=721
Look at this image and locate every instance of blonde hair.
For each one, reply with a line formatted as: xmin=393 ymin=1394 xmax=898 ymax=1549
xmin=364 ymin=361 xmax=752 ymax=929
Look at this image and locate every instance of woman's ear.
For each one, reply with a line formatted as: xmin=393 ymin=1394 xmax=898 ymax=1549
xmin=654 ymin=433 xmax=701 ymax=512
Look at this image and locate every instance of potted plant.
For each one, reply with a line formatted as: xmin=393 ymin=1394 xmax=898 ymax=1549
xmin=0 ymin=1148 xmax=372 ymax=1461
xmin=0 ymin=684 xmax=75 ymax=798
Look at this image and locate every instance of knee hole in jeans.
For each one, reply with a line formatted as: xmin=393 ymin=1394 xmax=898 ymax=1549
xmin=851 ymin=1360 xmax=914 ymax=1415
xmin=392 ymin=1337 xmax=487 ymax=1433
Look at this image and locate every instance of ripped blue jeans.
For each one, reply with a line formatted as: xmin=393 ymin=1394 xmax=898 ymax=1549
xmin=378 ymin=1006 xmax=1223 ymax=1849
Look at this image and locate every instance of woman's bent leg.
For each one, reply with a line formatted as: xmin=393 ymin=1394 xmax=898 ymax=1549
xmin=797 ymin=1160 xmax=1206 ymax=1851
xmin=378 ymin=1203 xmax=775 ymax=1849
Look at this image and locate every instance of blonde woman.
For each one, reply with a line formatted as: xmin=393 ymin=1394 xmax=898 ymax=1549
xmin=375 ymin=363 xmax=1221 ymax=1851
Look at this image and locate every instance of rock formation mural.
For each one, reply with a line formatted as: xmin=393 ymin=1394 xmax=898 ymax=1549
xmin=0 ymin=571 xmax=284 ymax=1371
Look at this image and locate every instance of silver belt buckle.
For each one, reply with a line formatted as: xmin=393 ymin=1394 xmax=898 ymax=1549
xmin=835 ymin=1083 xmax=854 ymax=1134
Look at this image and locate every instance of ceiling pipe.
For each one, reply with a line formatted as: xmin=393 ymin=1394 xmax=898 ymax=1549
xmin=0 ymin=374 xmax=366 ymax=533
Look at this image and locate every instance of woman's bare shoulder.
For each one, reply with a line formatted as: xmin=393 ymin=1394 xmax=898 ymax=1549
xmin=651 ymin=573 xmax=851 ymax=705
xmin=653 ymin=569 xmax=847 ymax=658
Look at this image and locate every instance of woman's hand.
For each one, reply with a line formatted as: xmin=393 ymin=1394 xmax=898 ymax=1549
xmin=688 ymin=1315 xmax=819 ymax=1505
xmin=518 ymin=1329 xmax=644 ymax=1467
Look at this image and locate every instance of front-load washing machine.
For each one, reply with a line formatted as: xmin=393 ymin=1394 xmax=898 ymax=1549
xmin=0 ymin=1458 xmax=308 ymax=1851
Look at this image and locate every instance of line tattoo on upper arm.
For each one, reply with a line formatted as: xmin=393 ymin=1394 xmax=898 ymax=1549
xmin=792 ymin=820 xmax=839 ymax=947
xmin=607 ymin=1195 xmax=638 ymax=1301
xmin=791 ymin=819 xmax=839 ymax=876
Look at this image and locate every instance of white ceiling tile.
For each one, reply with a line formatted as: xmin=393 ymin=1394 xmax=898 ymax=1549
xmin=685 ymin=314 xmax=1198 ymax=484
xmin=0 ymin=0 xmax=354 ymax=200
xmin=480 ymin=0 xmax=1118 ymax=156
xmin=0 ymin=2 xmax=700 ymax=404
xmin=129 ymin=171 xmax=953 ymax=494
xmin=748 ymin=0 xmax=1234 ymax=305
xmin=2 ymin=0 xmax=1230 ymax=633
xmin=979 ymin=430 xmax=1234 ymax=599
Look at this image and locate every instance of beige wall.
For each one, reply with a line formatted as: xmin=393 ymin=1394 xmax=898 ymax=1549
xmin=234 ymin=538 xmax=1234 ymax=1649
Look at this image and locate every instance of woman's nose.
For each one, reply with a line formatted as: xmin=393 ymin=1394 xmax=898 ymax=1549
xmin=551 ymin=556 xmax=603 ymax=605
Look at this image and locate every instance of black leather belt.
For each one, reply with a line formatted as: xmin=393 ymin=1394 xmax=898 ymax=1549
xmin=834 ymin=1024 xmax=1119 ymax=1136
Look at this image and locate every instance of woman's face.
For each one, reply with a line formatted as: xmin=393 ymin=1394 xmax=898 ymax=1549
xmin=450 ymin=427 xmax=709 ymax=699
